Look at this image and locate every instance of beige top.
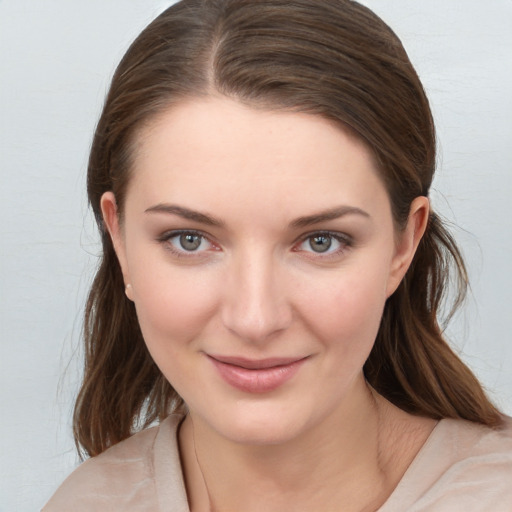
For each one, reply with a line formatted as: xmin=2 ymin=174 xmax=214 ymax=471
xmin=43 ymin=415 xmax=512 ymax=511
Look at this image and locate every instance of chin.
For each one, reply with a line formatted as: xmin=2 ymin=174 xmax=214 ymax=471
xmin=219 ymin=421 xmax=305 ymax=447
xmin=198 ymin=398 xmax=314 ymax=447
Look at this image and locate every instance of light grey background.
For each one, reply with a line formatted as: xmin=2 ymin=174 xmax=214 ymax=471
xmin=1 ymin=1 xmax=511 ymax=510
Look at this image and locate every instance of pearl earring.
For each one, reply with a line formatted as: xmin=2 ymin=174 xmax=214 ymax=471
xmin=125 ymin=283 xmax=133 ymax=299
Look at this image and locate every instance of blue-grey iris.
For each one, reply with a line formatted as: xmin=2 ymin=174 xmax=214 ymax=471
xmin=309 ymin=235 xmax=332 ymax=253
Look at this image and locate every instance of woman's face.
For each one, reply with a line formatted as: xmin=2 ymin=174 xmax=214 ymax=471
xmin=102 ymin=97 xmax=427 ymax=445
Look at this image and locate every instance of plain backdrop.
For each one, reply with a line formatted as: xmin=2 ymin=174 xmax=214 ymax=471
xmin=1 ymin=1 xmax=511 ymax=510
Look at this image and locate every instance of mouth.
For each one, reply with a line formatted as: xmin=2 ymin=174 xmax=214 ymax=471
xmin=206 ymin=354 xmax=309 ymax=393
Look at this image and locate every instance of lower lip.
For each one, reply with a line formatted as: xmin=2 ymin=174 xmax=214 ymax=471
xmin=209 ymin=357 xmax=307 ymax=393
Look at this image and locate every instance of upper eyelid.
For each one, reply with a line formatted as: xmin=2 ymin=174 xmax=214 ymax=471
xmin=157 ymin=228 xmax=212 ymax=241
xmin=157 ymin=229 xmax=217 ymax=253
xmin=157 ymin=229 xmax=350 ymax=238
xmin=295 ymin=230 xmax=352 ymax=244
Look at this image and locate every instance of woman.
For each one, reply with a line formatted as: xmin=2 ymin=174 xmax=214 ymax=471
xmin=44 ymin=0 xmax=512 ymax=510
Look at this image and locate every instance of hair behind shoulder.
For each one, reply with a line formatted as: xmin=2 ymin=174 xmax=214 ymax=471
xmin=365 ymin=212 xmax=501 ymax=426
xmin=75 ymin=0 xmax=502 ymax=459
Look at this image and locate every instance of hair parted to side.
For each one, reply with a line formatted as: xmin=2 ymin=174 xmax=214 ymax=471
xmin=75 ymin=0 xmax=502 ymax=458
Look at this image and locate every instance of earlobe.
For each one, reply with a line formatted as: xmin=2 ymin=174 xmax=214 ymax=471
xmin=386 ymin=196 xmax=430 ymax=297
xmin=100 ymin=192 xmax=131 ymax=289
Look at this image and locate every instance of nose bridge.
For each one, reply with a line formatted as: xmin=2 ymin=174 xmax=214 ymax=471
xmin=221 ymin=245 xmax=291 ymax=343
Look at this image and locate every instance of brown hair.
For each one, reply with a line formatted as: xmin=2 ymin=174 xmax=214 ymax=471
xmin=75 ymin=0 xmax=502 ymax=458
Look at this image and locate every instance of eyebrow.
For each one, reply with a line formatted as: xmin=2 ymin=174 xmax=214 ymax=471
xmin=145 ymin=204 xmax=225 ymax=228
xmin=289 ymin=206 xmax=370 ymax=228
xmin=145 ymin=203 xmax=370 ymax=229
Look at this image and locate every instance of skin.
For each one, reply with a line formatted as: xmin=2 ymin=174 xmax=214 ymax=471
xmin=102 ymin=97 xmax=434 ymax=512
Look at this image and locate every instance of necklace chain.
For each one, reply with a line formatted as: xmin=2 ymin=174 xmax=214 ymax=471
xmin=191 ymin=418 xmax=216 ymax=512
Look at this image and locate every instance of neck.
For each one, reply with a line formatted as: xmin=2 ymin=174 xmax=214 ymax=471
xmin=179 ymin=380 xmax=409 ymax=512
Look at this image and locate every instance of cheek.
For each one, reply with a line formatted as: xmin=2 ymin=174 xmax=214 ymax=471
xmin=127 ymin=253 xmax=221 ymax=360
xmin=131 ymin=268 xmax=222 ymax=400
xmin=298 ymin=263 xmax=390 ymax=355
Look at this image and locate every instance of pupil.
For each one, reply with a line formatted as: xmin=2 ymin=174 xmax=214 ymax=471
xmin=180 ymin=233 xmax=201 ymax=251
xmin=310 ymin=235 xmax=331 ymax=253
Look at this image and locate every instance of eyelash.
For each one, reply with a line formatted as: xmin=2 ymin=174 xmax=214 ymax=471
xmin=156 ymin=230 xmax=218 ymax=258
xmin=156 ymin=230 xmax=353 ymax=260
xmin=294 ymin=231 xmax=353 ymax=260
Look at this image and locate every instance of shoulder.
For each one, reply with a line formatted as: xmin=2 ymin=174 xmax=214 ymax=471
xmin=423 ymin=416 xmax=512 ymax=509
xmin=437 ymin=414 xmax=512 ymax=468
xmin=42 ymin=414 xmax=186 ymax=512
xmin=382 ymin=415 xmax=512 ymax=512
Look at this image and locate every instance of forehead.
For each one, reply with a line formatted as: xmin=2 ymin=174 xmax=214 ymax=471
xmin=127 ymin=97 xmax=390 ymax=220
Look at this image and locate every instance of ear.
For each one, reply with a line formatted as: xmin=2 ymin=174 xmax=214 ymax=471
xmin=386 ymin=196 xmax=430 ymax=297
xmin=100 ymin=191 xmax=133 ymax=300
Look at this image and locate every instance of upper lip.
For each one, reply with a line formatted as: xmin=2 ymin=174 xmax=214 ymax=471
xmin=207 ymin=354 xmax=308 ymax=370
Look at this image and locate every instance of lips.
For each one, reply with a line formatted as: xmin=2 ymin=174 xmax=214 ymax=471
xmin=207 ymin=354 xmax=308 ymax=393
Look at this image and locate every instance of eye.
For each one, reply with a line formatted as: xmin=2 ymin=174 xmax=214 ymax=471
xmin=158 ymin=230 xmax=216 ymax=255
xmin=295 ymin=231 xmax=351 ymax=256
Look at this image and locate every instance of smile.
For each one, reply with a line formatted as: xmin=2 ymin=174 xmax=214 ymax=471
xmin=207 ymin=355 xmax=309 ymax=393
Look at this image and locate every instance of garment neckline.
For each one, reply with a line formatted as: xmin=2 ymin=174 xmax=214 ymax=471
xmin=156 ymin=414 xmax=452 ymax=512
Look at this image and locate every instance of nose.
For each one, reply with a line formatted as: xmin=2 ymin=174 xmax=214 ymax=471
xmin=220 ymin=250 xmax=293 ymax=344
